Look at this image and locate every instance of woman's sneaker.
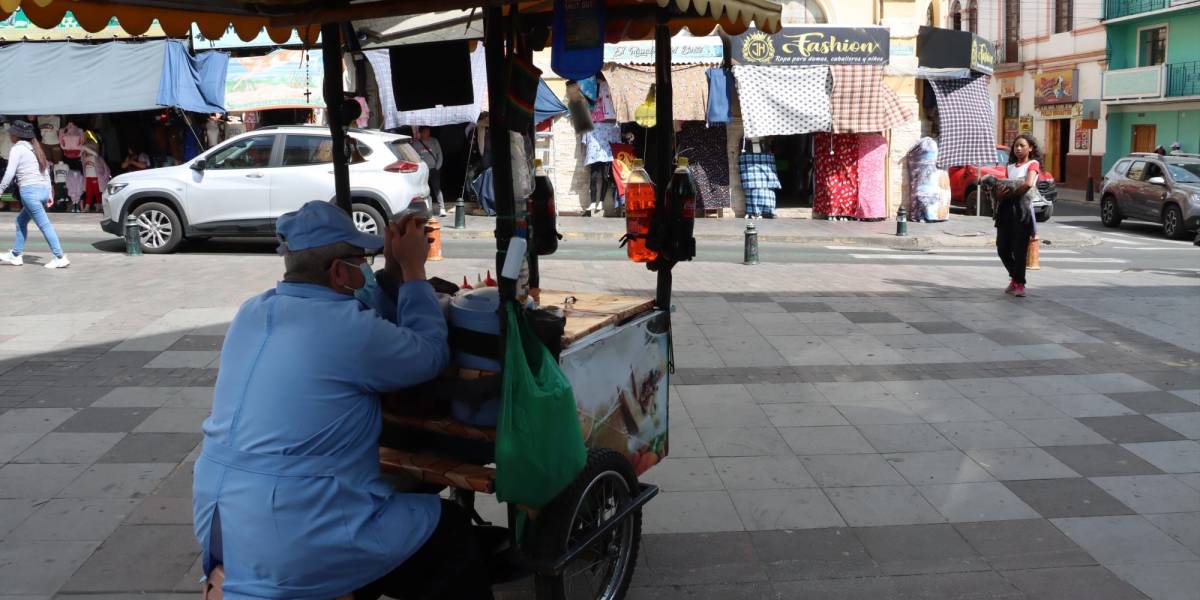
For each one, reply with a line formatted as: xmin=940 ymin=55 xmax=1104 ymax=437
xmin=1013 ymin=284 xmax=1026 ymax=297
xmin=1005 ymin=280 xmax=1017 ymax=295
xmin=44 ymin=256 xmax=70 ymax=269
xmin=0 ymin=251 xmax=22 ymax=266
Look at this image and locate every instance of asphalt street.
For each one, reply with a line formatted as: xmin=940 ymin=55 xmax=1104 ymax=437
xmin=2 ymin=199 xmax=1194 ymax=274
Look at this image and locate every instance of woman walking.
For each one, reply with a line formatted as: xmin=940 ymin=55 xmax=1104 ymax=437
xmin=0 ymin=120 xmax=69 ymax=269
xmin=995 ymin=134 xmax=1039 ymax=297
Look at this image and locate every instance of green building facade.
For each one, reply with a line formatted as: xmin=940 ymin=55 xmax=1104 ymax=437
xmin=1102 ymin=1 xmax=1200 ymax=171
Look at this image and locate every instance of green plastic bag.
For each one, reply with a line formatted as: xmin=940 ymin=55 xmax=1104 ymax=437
xmin=495 ymin=302 xmax=587 ymax=508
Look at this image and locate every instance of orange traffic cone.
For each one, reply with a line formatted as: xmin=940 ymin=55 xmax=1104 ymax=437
xmin=1026 ymin=236 xmax=1041 ymax=270
xmin=426 ymin=217 xmax=443 ymax=261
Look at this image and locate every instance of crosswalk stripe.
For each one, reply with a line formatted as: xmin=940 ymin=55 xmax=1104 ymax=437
xmin=847 ymin=254 xmax=1127 ymax=263
xmin=1062 ymin=269 xmax=1126 ymax=273
xmin=824 ymin=246 xmax=901 ymax=252
xmin=1098 ymin=236 xmax=1142 ymax=245
xmin=926 ymin=248 xmax=1079 ymax=255
xmin=1120 ymin=246 xmax=1199 ymax=251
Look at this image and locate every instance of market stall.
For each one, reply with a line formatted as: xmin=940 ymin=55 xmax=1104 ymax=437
xmin=728 ymin=25 xmax=913 ymax=219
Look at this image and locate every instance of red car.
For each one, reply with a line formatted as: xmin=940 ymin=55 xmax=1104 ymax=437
xmin=948 ymin=146 xmax=1058 ymax=222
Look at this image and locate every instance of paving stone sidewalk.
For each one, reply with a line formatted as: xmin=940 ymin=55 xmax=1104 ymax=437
xmin=0 ymin=252 xmax=1196 ymax=599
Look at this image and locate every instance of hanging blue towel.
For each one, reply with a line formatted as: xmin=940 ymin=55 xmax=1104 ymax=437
xmin=707 ymin=68 xmax=733 ymax=125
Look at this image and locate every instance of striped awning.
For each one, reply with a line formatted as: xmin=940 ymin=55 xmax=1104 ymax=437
xmin=0 ymin=0 xmax=779 ymax=44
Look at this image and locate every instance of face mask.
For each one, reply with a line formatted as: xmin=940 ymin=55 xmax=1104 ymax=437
xmin=340 ymin=260 xmax=378 ymax=304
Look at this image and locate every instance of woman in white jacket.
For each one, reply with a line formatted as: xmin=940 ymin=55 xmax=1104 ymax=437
xmin=0 ymin=121 xmax=69 ymax=269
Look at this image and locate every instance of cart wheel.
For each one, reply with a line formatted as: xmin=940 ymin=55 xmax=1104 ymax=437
xmin=531 ymin=448 xmax=642 ymax=600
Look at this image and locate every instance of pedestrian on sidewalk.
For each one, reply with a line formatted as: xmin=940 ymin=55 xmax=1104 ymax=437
xmin=0 ymin=121 xmax=69 ymax=269
xmin=414 ymin=126 xmax=446 ymax=217
xmin=995 ymin=134 xmax=1039 ymax=297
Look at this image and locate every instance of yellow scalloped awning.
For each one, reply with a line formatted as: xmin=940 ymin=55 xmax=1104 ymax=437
xmin=1 ymin=0 xmax=778 ymax=43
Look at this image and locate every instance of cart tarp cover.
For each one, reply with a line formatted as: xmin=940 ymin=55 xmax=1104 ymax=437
xmin=0 ymin=40 xmax=227 ymax=115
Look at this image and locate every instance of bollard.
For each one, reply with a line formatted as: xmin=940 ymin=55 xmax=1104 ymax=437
xmin=896 ymin=206 xmax=908 ymax=237
xmin=1085 ymin=177 xmax=1095 ymax=203
xmin=743 ymin=221 xmax=759 ymax=265
xmin=454 ymin=197 xmax=466 ymax=229
xmin=426 ymin=217 xmax=443 ymax=261
xmin=124 ymin=215 xmax=142 ymax=256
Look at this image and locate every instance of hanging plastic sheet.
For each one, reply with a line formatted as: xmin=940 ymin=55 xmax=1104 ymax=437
xmin=738 ymin=151 xmax=780 ymax=218
xmin=733 ymin=65 xmax=831 ymax=138
xmin=603 ymin=64 xmax=709 ymax=123
xmin=929 ymin=73 xmax=996 ymax=169
xmin=365 ymin=44 xmax=487 ymax=128
xmin=829 ymin=65 xmax=912 ymax=134
xmin=706 ymin=68 xmax=733 ymax=125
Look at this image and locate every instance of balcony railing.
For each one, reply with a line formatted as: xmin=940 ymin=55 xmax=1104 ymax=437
xmin=1168 ymin=60 xmax=1200 ymax=97
xmin=1105 ymin=0 xmax=1197 ymax=19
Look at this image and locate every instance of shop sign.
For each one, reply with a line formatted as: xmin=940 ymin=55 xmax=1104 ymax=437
xmin=1034 ymin=68 xmax=1079 ymax=106
xmin=970 ymin=35 xmax=996 ymax=75
xmin=732 ymin=26 xmax=890 ymax=66
xmin=1037 ymin=102 xmax=1081 ymax=119
xmin=999 ymin=76 xmax=1021 ymax=98
xmin=1074 ymin=126 xmax=1091 ymax=150
xmin=1080 ymin=99 xmax=1101 ymax=121
xmin=0 ymin=7 xmax=166 ymax=41
xmin=224 ymin=49 xmax=325 ymax=112
xmin=1019 ymin=115 xmax=1034 ymax=135
xmin=604 ymin=38 xmax=723 ymax=64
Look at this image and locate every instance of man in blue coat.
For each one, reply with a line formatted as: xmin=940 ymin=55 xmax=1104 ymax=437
xmin=193 ymin=200 xmax=493 ymax=599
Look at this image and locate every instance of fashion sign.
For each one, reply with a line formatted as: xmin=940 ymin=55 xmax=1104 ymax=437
xmin=732 ymin=27 xmax=890 ymax=66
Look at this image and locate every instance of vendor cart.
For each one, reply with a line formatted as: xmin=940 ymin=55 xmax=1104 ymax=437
xmin=1 ymin=1 xmax=780 ymax=597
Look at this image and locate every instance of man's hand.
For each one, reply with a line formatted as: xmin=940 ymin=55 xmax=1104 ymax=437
xmin=385 ymin=214 xmax=429 ymax=283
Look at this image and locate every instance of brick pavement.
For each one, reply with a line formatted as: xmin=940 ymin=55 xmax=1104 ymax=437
xmin=0 ymin=252 xmax=1197 ymax=599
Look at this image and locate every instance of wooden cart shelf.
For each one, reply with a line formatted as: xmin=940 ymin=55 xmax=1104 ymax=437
xmin=379 ymin=447 xmax=496 ymax=493
xmin=538 ymin=289 xmax=655 ymax=347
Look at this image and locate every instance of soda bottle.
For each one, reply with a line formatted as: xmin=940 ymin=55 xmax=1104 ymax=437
xmin=667 ymin=156 xmax=697 ymax=262
xmin=623 ymin=159 xmax=658 ymax=263
xmin=529 ymin=159 xmax=558 ymax=256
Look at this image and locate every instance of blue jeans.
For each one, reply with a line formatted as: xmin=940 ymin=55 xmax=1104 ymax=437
xmin=14 ymin=184 xmax=64 ymax=258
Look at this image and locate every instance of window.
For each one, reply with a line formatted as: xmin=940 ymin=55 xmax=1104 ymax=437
xmin=1126 ymin=161 xmax=1147 ymax=181
xmin=1165 ymin=162 xmax=1200 ymax=183
xmin=387 ymin=139 xmax=423 ymax=163
xmin=951 ymin=0 xmax=963 ymax=30
xmin=1143 ymin=162 xmax=1165 ymax=181
xmin=281 ymin=134 xmax=371 ymax=166
xmin=1138 ymin=26 xmax=1167 ymax=67
xmin=1114 ymin=159 xmax=1132 ymax=176
xmin=1004 ymin=0 xmax=1020 ymax=63
xmin=208 ymin=135 xmax=274 ymax=170
xmin=781 ymin=0 xmax=828 ymax=24
xmin=967 ymin=0 xmax=978 ymax=33
xmin=1055 ymin=0 xmax=1073 ymax=33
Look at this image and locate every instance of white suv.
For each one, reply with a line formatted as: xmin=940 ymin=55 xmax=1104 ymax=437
xmin=101 ymin=126 xmax=430 ymax=253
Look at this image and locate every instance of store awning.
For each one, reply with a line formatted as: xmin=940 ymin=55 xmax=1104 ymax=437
xmin=0 ymin=0 xmax=779 ymax=45
xmin=355 ymin=10 xmax=484 ymax=48
xmin=0 ymin=40 xmax=227 ymax=115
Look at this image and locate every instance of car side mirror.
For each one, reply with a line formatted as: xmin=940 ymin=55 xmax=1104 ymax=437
xmin=191 ymin=159 xmax=206 ymax=172
xmin=1148 ymin=176 xmax=1166 ymax=185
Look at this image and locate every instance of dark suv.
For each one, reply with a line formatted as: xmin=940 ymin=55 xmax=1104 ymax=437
xmin=1100 ymin=153 xmax=1200 ymax=240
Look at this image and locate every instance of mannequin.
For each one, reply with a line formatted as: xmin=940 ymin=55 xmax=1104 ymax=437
xmin=52 ymin=161 xmax=70 ymax=211
xmin=59 ymin=120 xmax=85 ymax=166
xmin=206 ymin=114 xmax=222 ymax=147
xmin=37 ymin=114 xmax=63 ymax=161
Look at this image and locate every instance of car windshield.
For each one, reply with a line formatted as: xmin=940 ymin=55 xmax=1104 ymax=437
xmin=1165 ymin=162 xmax=1200 ymax=183
xmin=995 ymin=149 xmax=1009 ymax=164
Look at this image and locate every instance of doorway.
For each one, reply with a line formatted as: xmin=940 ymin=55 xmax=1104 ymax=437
xmin=1043 ymin=118 xmax=1070 ymax=183
xmin=1131 ymin=124 xmax=1157 ymax=153
xmin=771 ymin=134 xmax=815 ymax=208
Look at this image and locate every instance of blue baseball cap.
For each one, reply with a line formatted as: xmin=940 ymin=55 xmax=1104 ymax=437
xmin=275 ymin=200 xmax=383 ymax=254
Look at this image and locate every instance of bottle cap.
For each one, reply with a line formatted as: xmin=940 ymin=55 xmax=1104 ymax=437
xmin=676 ymin=156 xmax=689 ymax=167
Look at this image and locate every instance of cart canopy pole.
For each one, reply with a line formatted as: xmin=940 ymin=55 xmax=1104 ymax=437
xmin=653 ymin=8 xmax=674 ymax=312
xmin=485 ymin=4 xmax=517 ymax=301
xmin=321 ymin=22 xmax=351 ymax=213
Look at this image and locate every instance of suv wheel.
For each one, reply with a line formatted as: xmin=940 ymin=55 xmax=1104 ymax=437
xmin=1036 ymin=204 xmax=1053 ymax=222
xmin=351 ymin=202 xmax=385 ymax=236
xmin=1100 ymin=196 xmax=1122 ymax=228
xmin=1163 ymin=204 xmax=1188 ymax=240
xmin=131 ymin=202 xmax=183 ymax=254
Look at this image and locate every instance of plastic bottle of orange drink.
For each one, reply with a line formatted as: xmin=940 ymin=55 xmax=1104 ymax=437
xmin=624 ymin=159 xmax=658 ymax=263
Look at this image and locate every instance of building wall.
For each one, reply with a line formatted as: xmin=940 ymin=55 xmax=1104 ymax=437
xmin=1107 ymin=10 xmax=1200 ymax=69
xmin=1104 ymin=105 xmax=1200 ymax=170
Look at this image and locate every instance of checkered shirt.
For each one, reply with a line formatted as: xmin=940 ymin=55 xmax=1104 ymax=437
xmin=738 ymin=152 xmax=782 ymax=191
xmin=831 ymin=65 xmax=914 ymax=134
xmin=930 ymin=73 xmax=997 ymax=169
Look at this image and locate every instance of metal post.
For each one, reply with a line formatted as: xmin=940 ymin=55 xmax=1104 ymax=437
xmin=743 ymin=222 xmax=758 ymax=265
xmin=124 ymin=215 xmax=142 ymax=256
xmin=653 ymin=8 xmax=674 ymax=312
xmin=321 ymin=23 xmax=351 ymax=213
xmin=484 ymin=6 xmax=515 ymax=301
xmin=896 ymin=206 xmax=908 ymax=236
xmin=1086 ymin=131 xmax=1095 ymax=202
xmin=454 ymin=197 xmax=466 ymax=229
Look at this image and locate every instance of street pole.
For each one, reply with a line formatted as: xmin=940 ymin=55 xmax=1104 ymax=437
xmin=1086 ymin=130 xmax=1095 ymax=202
xmin=320 ymin=23 xmax=350 ymax=213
